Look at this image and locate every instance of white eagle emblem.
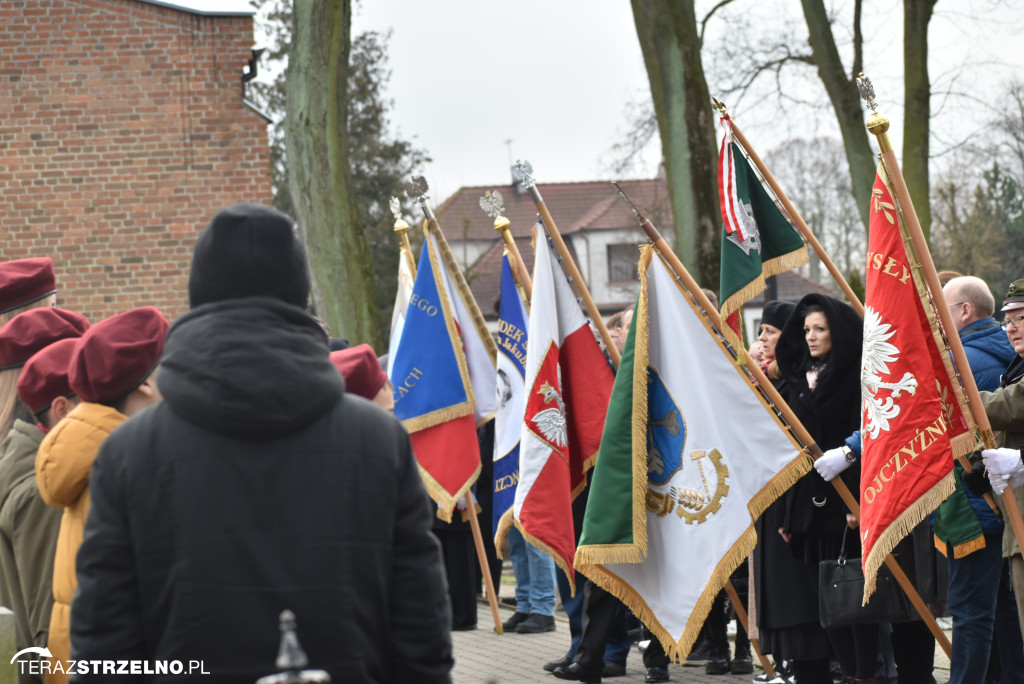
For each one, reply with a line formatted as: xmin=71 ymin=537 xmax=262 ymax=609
xmin=532 ymin=381 xmax=567 ymax=447
xmin=726 ymin=199 xmax=762 ymax=256
xmin=861 ymin=307 xmax=918 ymax=439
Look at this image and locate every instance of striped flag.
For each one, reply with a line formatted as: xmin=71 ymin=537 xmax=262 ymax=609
xmin=512 ymin=231 xmax=613 ymax=589
xmin=718 ymin=115 xmax=808 ymax=348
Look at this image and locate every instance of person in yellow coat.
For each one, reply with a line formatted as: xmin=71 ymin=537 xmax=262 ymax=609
xmin=34 ymin=307 xmax=167 ymax=683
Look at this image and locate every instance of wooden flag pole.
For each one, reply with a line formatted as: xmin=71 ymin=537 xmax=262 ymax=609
xmin=393 ymin=217 xmax=418 ymax=279
xmin=712 ymin=99 xmax=864 ymax=317
xmin=623 ymin=193 xmax=952 ymax=657
xmin=494 ymin=215 xmax=533 ymax=299
xmin=724 ymin=580 xmax=775 ymax=679
xmin=863 ymin=97 xmax=1024 ymax=559
xmin=464 ymin=492 xmax=505 ymax=634
xmin=512 ymin=162 xmax=620 ymax=368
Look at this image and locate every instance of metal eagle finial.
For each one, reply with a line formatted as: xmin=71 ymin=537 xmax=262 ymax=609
xmin=404 ymin=176 xmax=429 ymax=204
xmin=511 ymin=159 xmax=535 ymax=190
xmin=857 ymin=73 xmax=878 ymax=113
xmin=479 ymin=190 xmax=505 ymax=219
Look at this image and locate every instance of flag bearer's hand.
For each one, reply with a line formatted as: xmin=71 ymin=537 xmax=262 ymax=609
xmin=814 ymin=446 xmax=853 ymax=482
xmin=982 ymin=448 xmax=1023 ymax=475
xmin=983 ymin=448 xmax=1024 ymax=495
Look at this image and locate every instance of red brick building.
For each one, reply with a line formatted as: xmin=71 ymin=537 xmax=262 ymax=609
xmin=0 ymin=0 xmax=270 ymax=322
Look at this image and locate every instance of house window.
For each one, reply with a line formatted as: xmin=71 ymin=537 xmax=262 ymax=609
xmin=607 ymin=243 xmax=639 ymax=282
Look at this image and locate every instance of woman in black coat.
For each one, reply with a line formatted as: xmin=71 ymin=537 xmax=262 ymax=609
xmin=772 ymin=294 xmax=877 ymax=684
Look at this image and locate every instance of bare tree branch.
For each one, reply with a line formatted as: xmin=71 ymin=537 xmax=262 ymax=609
xmin=699 ymin=0 xmax=736 ymax=48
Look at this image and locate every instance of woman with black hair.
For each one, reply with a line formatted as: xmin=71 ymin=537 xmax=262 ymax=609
xmin=773 ymin=294 xmax=878 ymax=684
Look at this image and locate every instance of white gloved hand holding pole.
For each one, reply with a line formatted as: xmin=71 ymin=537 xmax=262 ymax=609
xmin=814 ymin=446 xmax=853 ymax=482
xmin=982 ymin=448 xmax=1024 ymax=495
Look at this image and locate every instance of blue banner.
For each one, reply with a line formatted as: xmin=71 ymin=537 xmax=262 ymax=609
xmin=493 ymin=253 xmax=529 ymax=535
xmin=390 ymin=239 xmax=473 ymax=430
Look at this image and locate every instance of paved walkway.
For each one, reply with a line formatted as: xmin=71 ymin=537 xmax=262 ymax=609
xmin=451 ymin=602 xmax=952 ymax=684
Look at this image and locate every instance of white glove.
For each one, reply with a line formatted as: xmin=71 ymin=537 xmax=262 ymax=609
xmin=814 ymin=446 xmax=853 ymax=482
xmin=989 ymin=470 xmax=1013 ymax=496
xmin=982 ymin=448 xmax=1024 ymax=476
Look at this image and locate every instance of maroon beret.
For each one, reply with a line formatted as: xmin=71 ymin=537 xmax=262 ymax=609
xmin=69 ymin=307 xmax=169 ymax=404
xmin=18 ymin=337 xmax=79 ymax=414
xmin=0 ymin=258 xmax=57 ymax=314
xmin=330 ymin=344 xmax=387 ymax=401
xmin=0 ymin=308 xmax=90 ymax=371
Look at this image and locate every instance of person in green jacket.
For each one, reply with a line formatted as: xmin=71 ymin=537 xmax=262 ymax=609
xmin=0 ymin=308 xmax=89 ymax=684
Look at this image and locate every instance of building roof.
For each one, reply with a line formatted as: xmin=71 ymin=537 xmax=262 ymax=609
xmin=435 ymin=178 xmax=673 ymax=242
xmin=743 ymin=270 xmax=841 ymax=307
xmin=466 ymin=235 xmax=586 ymax=318
xmin=136 ymin=0 xmax=254 ymax=16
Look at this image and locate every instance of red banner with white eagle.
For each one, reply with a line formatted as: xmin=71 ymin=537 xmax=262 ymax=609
xmin=510 ymin=227 xmax=614 ymax=591
xmin=860 ymin=162 xmax=975 ymax=600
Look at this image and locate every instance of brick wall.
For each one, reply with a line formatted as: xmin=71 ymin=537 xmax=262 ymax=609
xmin=0 ymin=0 xmax=271 ymax=323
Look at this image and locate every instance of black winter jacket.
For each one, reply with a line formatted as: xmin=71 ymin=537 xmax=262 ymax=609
xmin=70 ymin=298 xmax=453 ymax=683
xmin=775 ymin=294 xmax=863 ymax=537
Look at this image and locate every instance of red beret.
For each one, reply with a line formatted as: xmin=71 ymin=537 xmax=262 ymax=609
xmin=70 ymin=307 xmax=169 ymax=404
xmin=330 ymin=344 xmax=387 ymax=401
xmin=17 ymin=337 xmax=79 ymax=414
xmin=0 ymin=308 xmax=90 ymax=370
xmin=0 ymin=258 xmax=57 ymax=314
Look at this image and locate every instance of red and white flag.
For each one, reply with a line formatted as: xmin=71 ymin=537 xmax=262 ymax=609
xmin=512 ymin=227 xmax=614 ymax=589
xmin=859 ymin=162 xmax=975 ymax=599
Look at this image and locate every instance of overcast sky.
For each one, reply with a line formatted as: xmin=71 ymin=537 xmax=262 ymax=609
xmin=341 ymin=1 xmax=1024 ymax=206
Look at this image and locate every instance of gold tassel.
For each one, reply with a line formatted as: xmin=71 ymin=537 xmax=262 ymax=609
xmin=952 ymin=535 xmax=987 ymax=559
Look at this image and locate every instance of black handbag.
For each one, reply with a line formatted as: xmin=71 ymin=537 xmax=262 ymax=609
xmin=818 ymin=527 xmax=914 ymax=628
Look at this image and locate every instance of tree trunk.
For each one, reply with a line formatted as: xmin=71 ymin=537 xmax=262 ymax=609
xmin=801 ymin=0 xmax=875 ymax=232
xmin=631 ymin=0 xmax=721 ymax=289
xmin=903 ymin=0 xmax=936 ymax=241
xmin=285 ymin=0 xmax=381 ymax=347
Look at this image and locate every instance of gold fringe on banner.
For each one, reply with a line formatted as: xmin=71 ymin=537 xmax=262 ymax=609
xmin=420 ymin=462 xmax=483 ymax=523
xmin=862 ymin=470 xmax=956 ymax=602
xmin=578 ymin=525 xmax=758 ymax=665
xmin=762 ymin=248 xmax=810 ymax=280
xmin=494 ymin=509 xmax=514 ymax=559
xmin=515 ymin=519 xmax=580 ymax=596
xmin=747 ymin=452 xmax=814 ymax=522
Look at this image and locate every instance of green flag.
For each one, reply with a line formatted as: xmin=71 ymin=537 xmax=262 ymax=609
xmin=718 ymin=119 xmax=807 ymax=348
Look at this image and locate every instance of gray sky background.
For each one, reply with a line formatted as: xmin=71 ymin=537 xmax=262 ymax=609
xmin=341 ymin=1 xmax=1024 ymax=206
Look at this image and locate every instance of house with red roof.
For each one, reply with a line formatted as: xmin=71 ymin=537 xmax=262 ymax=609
xmin=435 ymin=176 xmax=836 ymax=339
xmin=435 ymin=178 xmax=674 ymax=323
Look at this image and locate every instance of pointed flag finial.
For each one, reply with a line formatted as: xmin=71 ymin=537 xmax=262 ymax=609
xmin=857 ymin=73 xmax=878 ymax=113
xmin=612 ymin=181 xmax=645 ymax=223
xmin=511 ymin=159 xmax=535 ymax=190
xmin=479 ymin=190 xmax=505 ymax=219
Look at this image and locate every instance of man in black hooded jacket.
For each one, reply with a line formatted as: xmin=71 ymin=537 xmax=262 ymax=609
xmin=70 ymin=204 xmax=453 ymax=683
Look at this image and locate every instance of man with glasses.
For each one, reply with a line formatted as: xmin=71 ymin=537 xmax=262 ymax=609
xmin=979 ymin=278 xmax=1024 ymax=643
xmin=935 ymin=277 xmax=1022 ymax=684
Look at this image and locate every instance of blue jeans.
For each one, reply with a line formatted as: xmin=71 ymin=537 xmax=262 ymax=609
xmin=556 ymin=571 xmax=630 ymax=665
xmin=508 ymin=527 xmax=556 ymax=616
xmin=947 ymin=532 xmax=1018 ymax=684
